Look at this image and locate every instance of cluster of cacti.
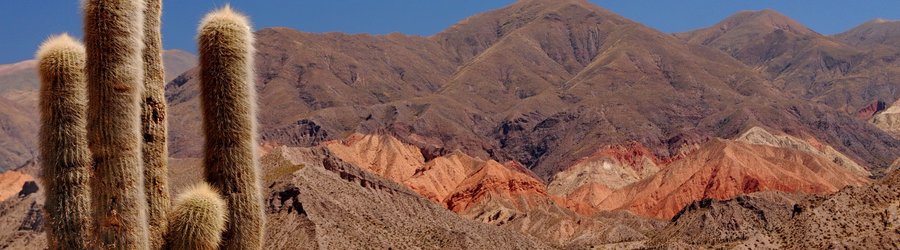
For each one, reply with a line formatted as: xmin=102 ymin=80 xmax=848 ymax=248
xmin=37 ymin=1 xmax=264 ymax=250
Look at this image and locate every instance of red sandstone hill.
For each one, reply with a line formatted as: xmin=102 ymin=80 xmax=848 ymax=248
xmin=593 ymin=138 xmax=869 ymax=219
xmin=316 ymin=131 xmax=881 ymax=246
xmin=322 ymin=133 xmax=665 ymax=245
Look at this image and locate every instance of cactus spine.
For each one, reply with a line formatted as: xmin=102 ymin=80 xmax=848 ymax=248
xmin=198 ymin=6 xmax=265 ymax=250
xmin=140 ymin=0 xmax=170 ymax=248
xmin=37 ymin=34 xmax=92 ymax=250
xmin=82 ymin=0 xmax=149 ymax=248
xmin=163 ymin=183 xmax=228 ymax=250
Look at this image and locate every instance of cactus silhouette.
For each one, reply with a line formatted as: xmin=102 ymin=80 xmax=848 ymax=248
xmin=163 ymin=183 xmax=228 ymax=250
xmin=37 ymin=34 xmax=92 ymax=250
xmin=198 ymin=5 xmax=265 ymax=250
xmin=140 ymin=0 xmax=170 ymax=248
xmin=82 ymin=0 xmax=149 ymax=248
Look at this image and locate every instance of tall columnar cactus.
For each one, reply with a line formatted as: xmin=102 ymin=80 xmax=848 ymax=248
xmin=140 ymin=0 xmax=170 ymax=248
xmin=198 ymin=6 xmax=265 ymax=250
xmin=163 ymin=183 xmax=228 ymax=250
xmin=82 ymin=0 xmax=149 ymax=248
xmin=37 ymin=34 xmax=92 ymax=250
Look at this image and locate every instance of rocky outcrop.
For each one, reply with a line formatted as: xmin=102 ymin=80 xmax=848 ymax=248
xmin=647 ymin=192 xmax=802 ymax=248
xmin=871 ymin=99 xmax=900 ymax=139
xmin=0 ymin=176 xmax=45 ymax=249
xmin=0 ymin=171 xmax=33 ymax=201
xmin=856 ymin=100 xmax=888 ymax=119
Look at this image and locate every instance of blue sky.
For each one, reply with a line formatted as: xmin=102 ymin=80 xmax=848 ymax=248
xmin=1 ymin=0 xmax=899 ymax=64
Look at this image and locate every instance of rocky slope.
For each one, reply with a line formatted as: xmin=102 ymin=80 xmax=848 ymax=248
xmin=647 ymin=192 xmax=803 ymax=248
xmin=648 ymin=169 xmax=900 ymax=249
xmin=0 ymin=145 xmax=555 ymax=249
xmin=261 ymin=147 xmax=553 ymax=249
xmin=0 ymin=181 xmax=43 ymax=249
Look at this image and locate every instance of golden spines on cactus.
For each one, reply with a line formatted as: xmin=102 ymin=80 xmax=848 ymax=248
xmin=82 ymin=0 xmax=149 ymax=248
xmin=37 ymin=34 xmax=92 ymax=250
xmin=198 ymin=5 xmax=265 ymax=250
xmin=163 ymin=183 xmax=228 ymax=250
xmin=140 ymin=0 xmax=170 ymax=248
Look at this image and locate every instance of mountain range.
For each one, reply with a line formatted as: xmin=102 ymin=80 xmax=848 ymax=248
xmin=0 ymin=0 xmax=898 ymax=248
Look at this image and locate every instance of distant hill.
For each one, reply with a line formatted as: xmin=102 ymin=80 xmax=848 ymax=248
xmin=0 ymin=50 xmax=195 ymax=171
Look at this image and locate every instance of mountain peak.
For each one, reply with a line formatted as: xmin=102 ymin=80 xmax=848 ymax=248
xmin=866 ymin=18 xmax=898 ymax=25
xmin=835 ymin=17 xmax=900 ymax=47
xmin=719 ymin=9 xmax=815 ymax=36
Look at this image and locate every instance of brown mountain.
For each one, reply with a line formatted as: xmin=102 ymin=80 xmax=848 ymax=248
xmin=0 ymin=50 xmax=196 ymax=170
xmin=835 ymin=19 xmax=900 ymax=48
xmin=166 ymin=0 xmax=898 ymax=185
xmin=677 ymin=10 xmax=900 ymax=113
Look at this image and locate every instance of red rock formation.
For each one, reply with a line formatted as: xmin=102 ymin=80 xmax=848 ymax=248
xmin=324 ymin=133 xmax=553 ymax=210
xmin=0 ymin=171 xmax=33 ymax=201
xmin=548 ymin=142 xmax=663 ymax=199
xmin=856 ymin=100 xmax=887 ymax=120
xmin=325 ymin=133 xmax=425 ymax=183
xmin=444 ymin=160 xmax=550 ymax=213
xmin=595 ymin=139 xmax=870 ymax=219
xmin=405 ymin=152 xmax=484 ymax=202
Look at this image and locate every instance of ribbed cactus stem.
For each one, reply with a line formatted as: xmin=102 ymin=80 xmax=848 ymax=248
xmin=37 ymin=34 xmax=92 ymax=250
xmin=198 ymin=5 xmax=265 ymax=250
xmin=82 ymin=0 xmax=149 ymax=248
xmin=163 ymin=183 xmax=228 ymax=250
xmin=140 ymin=0 xmax=170 ymax=248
